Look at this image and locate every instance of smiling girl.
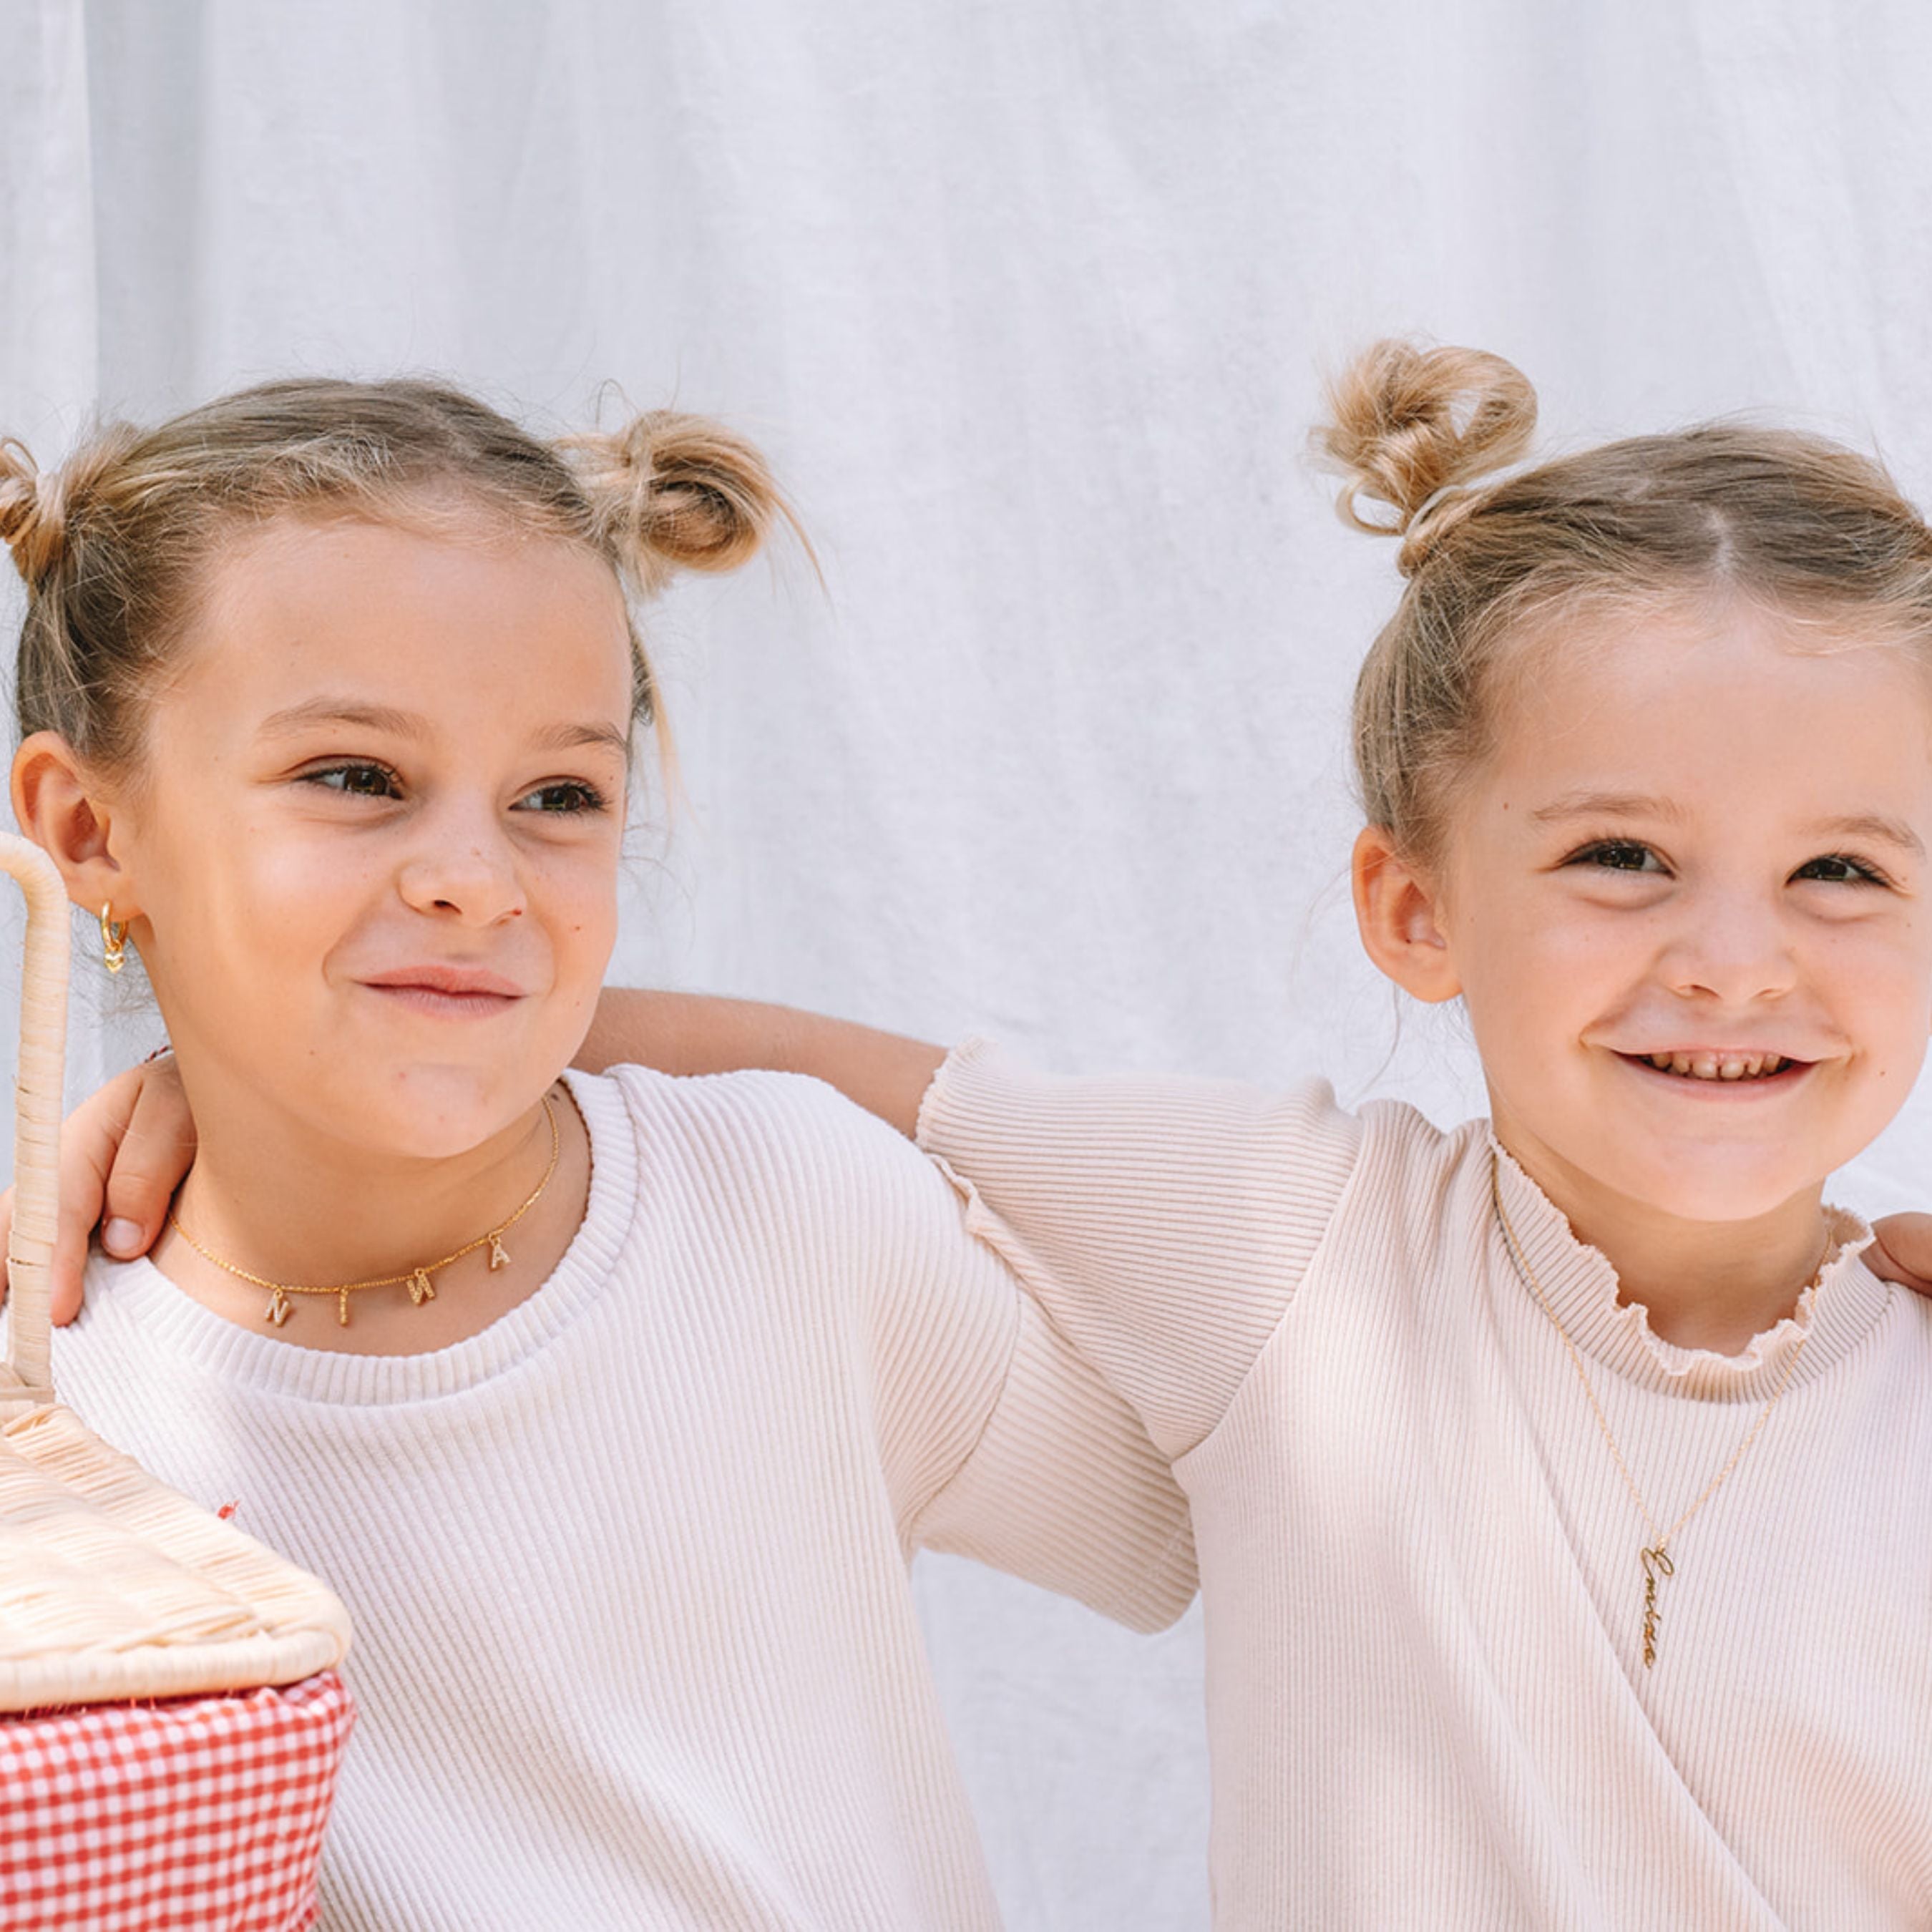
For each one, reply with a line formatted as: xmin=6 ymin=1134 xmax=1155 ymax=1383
xmin=0 ymin=383 xmax=1191 ymax=1929
xmin=550 ymin=343 xmax=1932 ymax=1924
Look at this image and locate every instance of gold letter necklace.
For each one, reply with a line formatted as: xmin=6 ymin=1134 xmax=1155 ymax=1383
xmin=167 ymin=1095 xmax=561 ymax=1329
xmin=1489 ymin=1156 xmax=1817 ymax=1669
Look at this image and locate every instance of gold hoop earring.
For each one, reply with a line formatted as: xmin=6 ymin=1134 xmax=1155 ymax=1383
xmin=99 ymin=905 xmax=128 ymax=975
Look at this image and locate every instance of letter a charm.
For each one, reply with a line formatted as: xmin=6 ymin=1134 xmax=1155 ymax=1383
xmin=487 ymin=1234 xmax=510 ymax=1271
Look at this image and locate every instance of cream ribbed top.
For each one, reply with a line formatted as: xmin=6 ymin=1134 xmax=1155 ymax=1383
xmin=45 ymin=1066 xmax=1194 ymax=1931
xmin=918 ymin=1041 xmax=1932 ymax=1931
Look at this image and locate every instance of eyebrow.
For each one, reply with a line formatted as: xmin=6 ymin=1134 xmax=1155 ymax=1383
xmin=1529 ymin=791 xmax=1925 ymax=856
xmin=258 ymin=698 xmax=629 ymax=759
xmin=1814 ymin=813 xmax=1927 ymax=857
xmin=1529 ymin=791 xmax=1682 ymax=826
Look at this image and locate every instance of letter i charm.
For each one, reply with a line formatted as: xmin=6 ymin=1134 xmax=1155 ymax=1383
xmin=1639 ymin=1545 xmax=1674 ymax=1669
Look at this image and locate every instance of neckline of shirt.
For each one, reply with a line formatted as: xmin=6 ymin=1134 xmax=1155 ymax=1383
xmin=1483 ymin=1128 xmax=1892 ymax=1401
xmin=77 ymin=1067 xmax=638 ymax=1405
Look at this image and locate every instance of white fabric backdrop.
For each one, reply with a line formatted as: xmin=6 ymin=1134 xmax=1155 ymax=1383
xmin=7 ymin=3 xmax=1932 ymax=1923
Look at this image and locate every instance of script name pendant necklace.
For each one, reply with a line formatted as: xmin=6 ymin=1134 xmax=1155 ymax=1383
xmin=1488 ymin=1156 xmax=1816 ymax=1669
xmin=167 ymin=1095 xmax=562 ymax=1329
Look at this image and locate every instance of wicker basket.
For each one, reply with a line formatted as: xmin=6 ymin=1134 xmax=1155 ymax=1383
xmin=0 ymin=833 xmax=353 ymax=1931
xmin=0 ymin=833 xmax=351 ymax=1705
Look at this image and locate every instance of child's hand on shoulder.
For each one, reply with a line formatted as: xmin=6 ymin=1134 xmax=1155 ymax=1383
xmin=0 ymin=1053 xmax=194 ymax=1322
xmin=1869 ymin=1214 xmax=1932 ymax=1297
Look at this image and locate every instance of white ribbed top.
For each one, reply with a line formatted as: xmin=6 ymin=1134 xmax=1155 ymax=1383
xmin=47 ymin=1065 xmax=1194 ymax=1931
xmin=919 ymin=1040 xmax=1932 ymax=1931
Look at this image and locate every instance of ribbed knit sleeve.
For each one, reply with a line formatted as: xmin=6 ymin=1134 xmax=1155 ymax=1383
xmin=913 ymin=1291 xmax=1195 ymax=1632
xmin=917 ymin=1039 xmax=1363 ymax=1457
xmin=800 ymin=1077 xmax=1196 ymax=1631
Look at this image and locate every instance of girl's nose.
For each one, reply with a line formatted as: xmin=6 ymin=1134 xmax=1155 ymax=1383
xmin=1658 ymin=892 xmax=1796 ymax=1005
xmin=396 ymin=810 xmax=525 ymax=927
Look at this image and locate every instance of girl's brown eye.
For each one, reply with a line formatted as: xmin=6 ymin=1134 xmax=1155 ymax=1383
xmin=308 ymin=763 xmax=400 ymax=799
xmin=516 ymin=781 xmax=606 ymax=815
xmin=1793 ymin=854 xmax=1883 ymax=886
xmin=1572 ymin=840 xmax=1659 ymax=873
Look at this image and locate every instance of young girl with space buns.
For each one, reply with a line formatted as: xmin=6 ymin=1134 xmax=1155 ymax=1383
xmin=0 ymin=383 xmax=1194 ymax=1931
xmin=564 ymin=342 xmax=1932 ymax=1925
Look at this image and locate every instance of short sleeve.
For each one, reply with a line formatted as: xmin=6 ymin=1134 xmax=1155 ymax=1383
xmin=776 ymin=1077 xmax=1196 ymax=1632
xmin=916 ymin=1039 xmax=1363 ymax=1457
xmin=910 ymin=1288 xmax=1196 ymax=1634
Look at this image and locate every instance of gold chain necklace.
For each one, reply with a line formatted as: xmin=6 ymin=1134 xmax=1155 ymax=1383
xmin=1488 ymin=1155 xmax=1819 ymax=1669
xmin=167 ymin=1096 xmax=562 ymax=1330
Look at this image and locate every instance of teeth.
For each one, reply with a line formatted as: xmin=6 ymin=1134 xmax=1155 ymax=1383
xmin=1643 ymin=1052 xmax=1787 ymax=1080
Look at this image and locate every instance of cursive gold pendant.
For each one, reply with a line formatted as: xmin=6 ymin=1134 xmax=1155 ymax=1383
xmin=1640 ymin=1544 xmax=1674 ymax=1669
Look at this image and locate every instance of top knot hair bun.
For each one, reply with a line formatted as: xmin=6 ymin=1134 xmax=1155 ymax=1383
xmin=0 ymin=439 xmax=73 ymax=591
xmin=1314 ymin=340 xmax=1538 ymax=575
xmin=562 ymin=410 xmax=791 ymax=597
xmin=0 ymin=426 xmax=143 ymax=593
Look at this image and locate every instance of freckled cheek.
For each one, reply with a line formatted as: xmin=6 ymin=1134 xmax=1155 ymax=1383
xmin=541 ymin=872 xmax=620 ymax=985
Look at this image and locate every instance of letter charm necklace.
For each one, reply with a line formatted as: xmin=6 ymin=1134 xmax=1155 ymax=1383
xmin=1490 ymin=1156 xmax=1815 ymax=1669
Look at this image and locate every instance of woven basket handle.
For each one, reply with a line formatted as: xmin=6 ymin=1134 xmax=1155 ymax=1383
xmin=0 ymin=834 xmax=70 ymax=1421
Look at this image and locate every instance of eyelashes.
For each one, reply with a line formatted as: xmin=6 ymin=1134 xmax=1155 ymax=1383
xmin=297 ymin=763 xmax=612 ymax=816
xmin=1561 ymin=837 xmax=1893 ymax=889
xmin=301 ymin=761 xmax=404 ymax=800
xmin=514 ymin=781 xmax=610 ymax=816
xmin=1564 ymin=839 xmax=1659 ymax=874
xmin=1789 ymin=852 xmax=1891 ymax=887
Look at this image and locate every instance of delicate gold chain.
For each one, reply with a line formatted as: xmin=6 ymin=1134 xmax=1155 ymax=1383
xmin=1488 ymin=1154 xmax=1819 ymax=1668
xmin=168 ymin=1096 xmax=561 ymax=1330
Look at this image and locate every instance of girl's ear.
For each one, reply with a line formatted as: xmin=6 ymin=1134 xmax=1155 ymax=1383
xmin=1351 ymin=825 xmax=1462 ymax=1003
xmin=11 ymin=733 xmax=137 ymax=919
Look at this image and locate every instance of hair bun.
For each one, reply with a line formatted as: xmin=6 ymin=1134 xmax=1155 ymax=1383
xmin=566 ymin=410 xmax=786 ymax=594
xmin=0 ymin=439 xmax=68 ymax=590
xmin=0 ymin=426 xmax=142 ymax=592
xmin=1314 ymin=340 xmax=1537 ymax=573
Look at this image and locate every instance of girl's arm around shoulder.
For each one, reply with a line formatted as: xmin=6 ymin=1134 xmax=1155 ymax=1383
xmin=577 ymin=1001 xmax=1365 ymax=1453
xmin=574 ymin=990 xmax=940 ymax=1139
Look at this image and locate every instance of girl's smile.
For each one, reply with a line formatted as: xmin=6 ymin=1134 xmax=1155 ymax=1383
xmin=356 ymin=963 xmax=532 ymax=1019
xmin=1623 ymin=1050 xmax=1799 ymax=1083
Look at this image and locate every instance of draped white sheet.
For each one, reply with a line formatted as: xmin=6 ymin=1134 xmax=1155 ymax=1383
xmin=6 ymin=3 xmax=1932 ymax=1922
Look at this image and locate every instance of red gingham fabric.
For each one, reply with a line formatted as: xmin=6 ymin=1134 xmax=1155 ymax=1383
xmin=0 ymin=1672 xmax=353 ymax=1931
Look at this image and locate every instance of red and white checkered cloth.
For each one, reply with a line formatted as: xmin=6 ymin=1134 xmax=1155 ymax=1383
xmin=0 ymin=1671 xmax=353 ymax=1931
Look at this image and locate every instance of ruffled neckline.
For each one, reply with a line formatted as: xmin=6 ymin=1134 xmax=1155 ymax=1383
xmin=1485 ymin=1130 xmax=1892 ymax=1402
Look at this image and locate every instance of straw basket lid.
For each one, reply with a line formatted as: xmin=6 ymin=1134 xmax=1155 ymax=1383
xmin=0 ymin=832 xmax=351 ymax=1712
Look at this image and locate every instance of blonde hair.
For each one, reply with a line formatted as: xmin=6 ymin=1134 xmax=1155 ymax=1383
xmin=1315 ymin=339 xmax=1932 ymax=869
xmin=0 ymin=378 xmax=798 ymax=778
